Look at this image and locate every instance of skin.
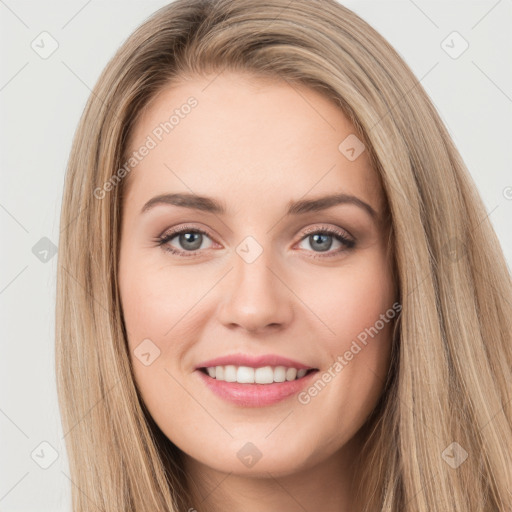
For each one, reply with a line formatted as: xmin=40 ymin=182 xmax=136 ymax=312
xmin=118 ymin=71 xmax=396 ymax=511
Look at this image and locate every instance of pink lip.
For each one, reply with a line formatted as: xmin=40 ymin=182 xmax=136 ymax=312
xmin=195 ymin=353 xmax=314 ymax=370
xmin=196 ymin=369 xmax=319 ymax=407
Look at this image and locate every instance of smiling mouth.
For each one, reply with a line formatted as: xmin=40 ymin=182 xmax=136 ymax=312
xmin=198 ymin=365 xmax=318 ymax=384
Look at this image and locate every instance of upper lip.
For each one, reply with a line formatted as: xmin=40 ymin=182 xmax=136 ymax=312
xmin=195 ymin=353 xmax=316 ymax=370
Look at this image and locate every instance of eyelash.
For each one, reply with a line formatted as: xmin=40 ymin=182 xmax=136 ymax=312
xmin=155 ymin=224 xmax=356 ymax=259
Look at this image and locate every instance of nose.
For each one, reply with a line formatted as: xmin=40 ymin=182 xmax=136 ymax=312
xmin=216 ymin=248 xmax=294 ymax=334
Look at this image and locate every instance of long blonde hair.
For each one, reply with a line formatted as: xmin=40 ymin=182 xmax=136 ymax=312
xmin=56 ymin=0 xmax=512 ymax=510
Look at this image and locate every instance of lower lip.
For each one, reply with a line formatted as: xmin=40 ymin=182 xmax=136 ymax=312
xmin=196 ymin=369 xmax=318 ymax=407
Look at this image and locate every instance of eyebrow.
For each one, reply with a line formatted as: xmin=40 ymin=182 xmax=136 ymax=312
xmin=140 ymin=192 xmax=378 ymax=220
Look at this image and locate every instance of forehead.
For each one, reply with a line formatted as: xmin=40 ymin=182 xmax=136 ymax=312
xmin=122 ymin=72 xmax=384 ymax=216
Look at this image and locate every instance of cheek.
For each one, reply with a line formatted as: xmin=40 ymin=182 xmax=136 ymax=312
xmin=118 ymin=254 xmax=207 ymax=432
xmin=118 ymin=250 xmax=220 ymax=403
xmin=119 ymin=254 xmax=207 ymax=348
xmin=307 ymin=248 xmax=395 ymax=351
xmin=296 ymin=249 xmax=395 ymax=420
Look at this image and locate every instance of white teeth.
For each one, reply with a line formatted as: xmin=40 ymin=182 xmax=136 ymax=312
xmin=224 ymin=365 xmax=237 ymax=382
xmin=204 ymin=365 xmax=313 ymax=384
xmin=285 ymin=367 xmax=297 ymax=381
xmin=273 ymin=366 xmax=286 ymax=382
xmin=255 ymin=366 xmax=274 ymax=384
xmin=237 ymin=366 xmax=254 ymax=383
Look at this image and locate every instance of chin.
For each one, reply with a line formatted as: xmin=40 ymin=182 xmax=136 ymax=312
xmin=181 ymin=435 xmax=322 ymax=478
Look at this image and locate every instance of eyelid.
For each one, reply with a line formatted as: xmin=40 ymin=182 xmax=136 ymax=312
xmin=158 ymin=223 xmax=216 ymax=241
xmin=298 ymin=223 xmax=354 ymax=241
xmin=293 ymin=224 xmax=356 ymax=257
xmin=156 ymin=222 xmax=355 ymax=257
xmin=158 ymin=223 xmax=353 ymax=243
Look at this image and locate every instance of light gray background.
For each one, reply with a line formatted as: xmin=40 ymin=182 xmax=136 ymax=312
xmin=1 ymin=1 xmax=511 ymax=510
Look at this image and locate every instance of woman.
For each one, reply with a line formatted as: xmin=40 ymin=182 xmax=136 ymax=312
xmin=55 ymin=0 xmax=512 ymax=510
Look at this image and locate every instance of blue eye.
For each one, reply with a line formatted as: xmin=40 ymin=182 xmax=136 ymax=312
xmin=296 ymin=227 xmax=355 ymax=259
xmin=298 ymin=231 xmax=354 ymax=255
xmin=155 ymin=225 xmax=355 ymax=258
xmin=157 ymin=228 xmax=213 ymax=257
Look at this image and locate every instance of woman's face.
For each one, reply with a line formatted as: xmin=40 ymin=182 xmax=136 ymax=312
xmin=118 ymin=71 xmax=396 ymax=478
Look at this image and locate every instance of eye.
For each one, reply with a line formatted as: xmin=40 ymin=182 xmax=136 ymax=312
xmin=156 ymin=226 xmax=214 ymax=257
xmin=155 ymin=224 xmax=355 ymax=258
xmin=296 ymin=226 xmax=355 ymax=258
